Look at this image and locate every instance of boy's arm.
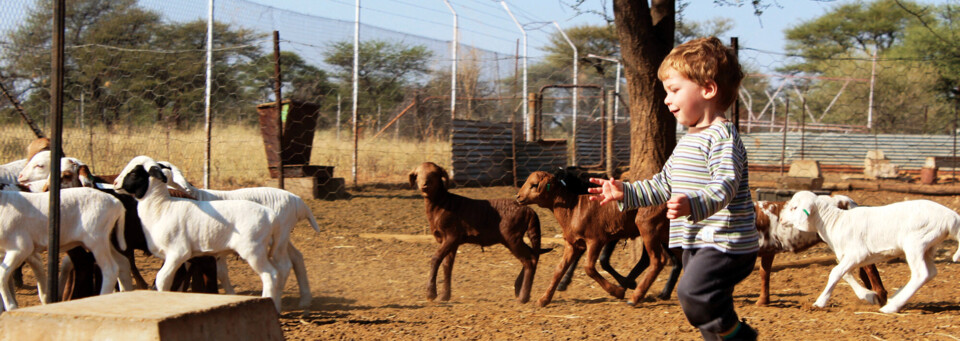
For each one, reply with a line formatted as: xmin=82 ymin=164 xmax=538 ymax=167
xmin=685 ymin=136 xmax=744 ymax=222
xmin=619 ymin=163 xmax=672 ymax=211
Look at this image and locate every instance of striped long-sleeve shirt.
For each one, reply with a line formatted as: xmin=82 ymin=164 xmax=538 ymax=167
xmin=619 ymin=121 xmax=758 ymax=254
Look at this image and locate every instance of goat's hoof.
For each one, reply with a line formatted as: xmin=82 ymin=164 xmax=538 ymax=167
xmin=879 ymin=305 xmax=900 ymax=314
xmin=755 ymin=300 xmax=769 ymax=307
xmin=625 ymin=300 xmax=636 ymax=306
xmin=862 ymin=292 xmax=878 ymax=305
xmin=536 ymin=298 xmax=550 ymax=307
xmin=612 ymin=288 xmax=626 ymax=300
xmin=439 ymin=294 xmax=451 ymax=301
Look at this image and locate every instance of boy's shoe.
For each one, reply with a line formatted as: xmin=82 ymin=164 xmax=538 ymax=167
xmin=724 ymin=319 xmax=758 ymax=341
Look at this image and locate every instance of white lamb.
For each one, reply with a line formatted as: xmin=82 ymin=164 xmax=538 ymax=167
xmin=0 ymin=187 xmax=132 ymax=310
xmin=156 ymin=161 xmax=319 ymax=309
xmin=783 ymin=190 xmax=960 ymax=313
xmin=113 ymin=156 xmax=283 ymax=311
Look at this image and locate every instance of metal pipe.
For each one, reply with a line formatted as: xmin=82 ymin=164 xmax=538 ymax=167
xmin=553 ymin=21 xmax=578 ymax=161
xmin=352 ymin=0 xmax=360 ymax=187
xmin=273 ymin=31 xmax=284 ymax=189
xmin=731 ymin=37 xmax=740 ymax=133
xmin=204 ymin=0 xmax=214 ymax=189
xmin=500 ymin=1 xmax=528 ymax=141
xmin=443 ymin=0 xmax=457 ymax=121
xmin=48 ymin=0 xmax=65 ymax=304
xmin=781 ymin=97 xmax=789 ymax=177
xmin=586 ymin=53 xmax=621 ymax=122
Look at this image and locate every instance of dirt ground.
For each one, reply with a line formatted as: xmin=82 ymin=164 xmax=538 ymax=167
xmin=9 ymin=174 xmax=960 ymax=340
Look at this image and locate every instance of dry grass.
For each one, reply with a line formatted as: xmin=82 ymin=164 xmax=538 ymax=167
xmin=0 ymin=124 xmax=451 ymax=188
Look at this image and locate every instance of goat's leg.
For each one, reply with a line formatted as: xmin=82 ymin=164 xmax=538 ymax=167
xmin=841 ymin=271 xmax=880 ymax=305
xmin=156 ymin=254 xmax=190 ymax=292
xmin=90 ymin=246 xmax=121 ymax=296
xmin=582 ymin=240 xmax=626 ymax=299
xmin=556 ymin=251 xmax=582 ymax=292
xmin=110 ymin=247 xmax=134 ymax=292
xmin=598 ymin=240 xmax=636 ymax=289
xmin=657 ymin=246 xmax=682 ymax=300
xmin=439 ymin=244 xmax=458 ymax=302
xmin=756 ymin=253 xmax=775 ymax=306
xmin=169 ymin=264 xmax=189 ymax=292
xmin=859 ymin=265 xmax=887 ymax=306
xmin=426 ymin=238 xmax=458 ymax=302
xmin=123 ymin=249 xmax=149 ymax=290
xmin=24 ymin=254 xmax=47 ymax=304
xmin=269 ymin=243 xmax=293 ymax=302
xmin=537 ymin=243 xmax=583 ymax=307
xmin=239 ymin=249 xmax=281 ymax=312
xmin=628 ymin=235 xmax=668 ymax=305
xmin=505 ymin=241 xmax=536 ymax=304
xmin=58 ymin=255 xmax=74 ymax=300
xmin=623 ymin=242 xmax=651 ymax=288
xmin=216 ymin=256 xmax=234 ymax=294
xmin=287 ymin=245 xmax=312 ymax=309
xmin=880 ymin=248 xmax=936 ymax=314
xmin=813 ymin=258 xmax=858 ymax=309
xmin=0 ymin=250 xmax=30 ymax=310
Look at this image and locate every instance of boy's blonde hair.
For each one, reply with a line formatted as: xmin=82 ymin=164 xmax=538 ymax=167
xmin=657 ymin=37 xmax=743 ymax=112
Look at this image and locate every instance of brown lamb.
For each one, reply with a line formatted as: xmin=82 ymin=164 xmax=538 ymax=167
xmin=515 ymin=170 xmax=681 ymax=307
xmin=409 ymin=162 xmax=549 ymax=303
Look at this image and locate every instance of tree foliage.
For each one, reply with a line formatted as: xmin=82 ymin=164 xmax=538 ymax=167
xmin=779 ymin=0 xmax=958 ymax=134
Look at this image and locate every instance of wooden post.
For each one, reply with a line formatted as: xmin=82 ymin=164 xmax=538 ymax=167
xmin=606 ymin=90 xmax=615 ymax=179
xmin=48 ymin=0 xmax=66 ymax=304
xmin=273 ymin=31 xmax=284 ymax=189
xmin=780 ymin=97 xmax=789 ymax=177
xmin=731 ymin=37 xmax=740 ymax=133
xmin=527 ymin=92 xmax=537 ymax=142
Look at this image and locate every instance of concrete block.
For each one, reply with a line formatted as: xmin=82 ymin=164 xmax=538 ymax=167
xmin=787 ymin=160 xmax=822 ymax=178
xmin=0 ymin=291 xmax=282 ymax=341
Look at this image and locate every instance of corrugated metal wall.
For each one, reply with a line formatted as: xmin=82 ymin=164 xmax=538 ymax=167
xmin=451 ymin=120 xmax=567 ymax=186
xmin=452 ymin=119 xmax=959 ymax=185
xmin=742 ymin=132 xmax=960 ymax=170
xmin=574 ymin=120 xmax=630 ymax=169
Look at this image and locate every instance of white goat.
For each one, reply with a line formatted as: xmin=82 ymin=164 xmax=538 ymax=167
xmin=113 ymin=156 xmax=283 ymax=311
xmin=18 ymin=150 xmax=93 ymax=189
xmin=0 ymin=159 xmax=27 ymax=185
xmin=783 ymin=190 xmax=960 ymax=313
xmin=0 ymin=187 xmax=132 ymax=310
xmin=156 ymin=161 xmax=319 ymax=309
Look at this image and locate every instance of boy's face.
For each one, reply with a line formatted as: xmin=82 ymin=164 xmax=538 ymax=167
xmin=662 ymin=68 xmax=716 ymax=128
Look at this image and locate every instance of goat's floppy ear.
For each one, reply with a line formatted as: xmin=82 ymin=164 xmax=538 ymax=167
xmin=439 ymin=166 xmax=452 ymax=188
xmin=791 ymin=195 xmax=818 ymax=232
xmin=147 ymin=165 xmax=168 ymax=183
xmin=76 ymin=165 xmax=95 ymax=187
xmin=408 ymin=168 xmax=418 ymax=188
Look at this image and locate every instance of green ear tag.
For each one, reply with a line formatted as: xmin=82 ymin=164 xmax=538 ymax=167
xmin=803 ymin=209 xmax=810 ymax=217
xmin=546 ymin=183 xmax=551 ymax=192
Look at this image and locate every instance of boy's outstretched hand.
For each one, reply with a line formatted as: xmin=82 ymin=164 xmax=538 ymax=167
xmin=666 ymin=194 xmax=691 ymax=219
xmin=587 ymin=178 xmax=623 ymax=206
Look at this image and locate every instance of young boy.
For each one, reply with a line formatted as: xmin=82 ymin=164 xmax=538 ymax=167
xmin=588 ymin=37 xmax=759 ymax=341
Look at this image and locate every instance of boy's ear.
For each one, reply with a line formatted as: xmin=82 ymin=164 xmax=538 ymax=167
xmin=701 ymin=80 xmax=719 ymax=101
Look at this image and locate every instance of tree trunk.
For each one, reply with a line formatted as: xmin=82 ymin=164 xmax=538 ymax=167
xmin=614 ymin=0 xmax=675 ymax=181
xmin=614 ymin=0 xmax=676 ymax=265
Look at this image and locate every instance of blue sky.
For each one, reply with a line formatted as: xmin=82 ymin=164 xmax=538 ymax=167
xmin=241 ymin=0 xmax=841 ymax=71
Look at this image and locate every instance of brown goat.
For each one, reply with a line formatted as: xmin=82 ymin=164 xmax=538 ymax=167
xmin=409 ymin=162 xmax=548 ymax=303
xmin=754 ymin=199 xmax=887 ymax=306
xmin=515 ymin=170 xmax=681 ymax=307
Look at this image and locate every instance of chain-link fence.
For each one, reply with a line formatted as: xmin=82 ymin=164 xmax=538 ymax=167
xmin=1 ymin=0 xmax=957 ymax=193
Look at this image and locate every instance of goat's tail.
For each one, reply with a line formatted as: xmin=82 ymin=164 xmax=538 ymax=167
xmin=115 ymin=210 xmax=127 ymax=252
xmin=296 ymin=197 xmax=322 ymax=233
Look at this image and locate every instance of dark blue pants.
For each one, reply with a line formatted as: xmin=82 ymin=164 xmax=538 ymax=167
xmin=676 ymin=247 xmax=757 ymax=340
